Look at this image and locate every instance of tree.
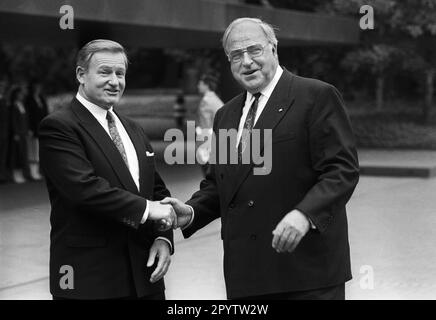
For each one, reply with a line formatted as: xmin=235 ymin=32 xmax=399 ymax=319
xmin=341 ymin=44 xmax=402 ymax=110
xmin=390 ymin=0 xmax=436 ymax=122
xmin=267 ymin=0 xmax=327 ymax=12
xmin=325 ymin=0 xmax=400 ymax=110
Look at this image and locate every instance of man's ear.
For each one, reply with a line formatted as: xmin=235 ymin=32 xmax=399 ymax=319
xmin=272 ymin=45 xmax=277 ymax=55
xmin=76 ymin=66 xmax=85 ymax=84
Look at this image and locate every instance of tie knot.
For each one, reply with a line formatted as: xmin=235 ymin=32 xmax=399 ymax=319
xmin=253 ymin=92 xmax=261 ymax=101
xmin=106 ymin=111 xmax=115 ymax=123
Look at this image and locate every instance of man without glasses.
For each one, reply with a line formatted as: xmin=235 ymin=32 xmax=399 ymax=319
xmin=39 ymin=39 xmax=177 ymax=300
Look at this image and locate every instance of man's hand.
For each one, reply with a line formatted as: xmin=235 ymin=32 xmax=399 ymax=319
xmin=160 ymin=197 xmax=193 ymax=229
xmin=272 ymin=209 xmax=310 ymax=253
xmin=148 ymin=201 xmax=177 ymax=231
xmin=147 ymin=239 xmax=171 ymax=283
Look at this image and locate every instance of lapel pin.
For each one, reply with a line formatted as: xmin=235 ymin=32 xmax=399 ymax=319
xmin=278 ymin=108 xmax=283 ymax=112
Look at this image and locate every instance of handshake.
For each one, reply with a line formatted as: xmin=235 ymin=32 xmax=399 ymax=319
xmin=147 ymin=197 xmax=193 ymax=231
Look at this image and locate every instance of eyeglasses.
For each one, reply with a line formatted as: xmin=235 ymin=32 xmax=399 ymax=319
xmin=227 ymin=43 xmax=269 ymax=63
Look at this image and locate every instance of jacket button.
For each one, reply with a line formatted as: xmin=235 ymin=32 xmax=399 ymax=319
xmin=250 ymin=234 xmax=257 ymax=240
xmin=229 ymin=203 xmax=235 ymax=209
xmin=248 ymin=200 xmax=254 ymax=207
xmin=220 ymin=173 xmax=224 ymax=179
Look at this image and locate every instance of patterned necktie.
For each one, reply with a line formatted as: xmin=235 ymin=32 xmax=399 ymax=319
xmin=238 ymin=92 xmax=261 ymax=162
xmin=106 ymin=111 xmax=129 ymax=168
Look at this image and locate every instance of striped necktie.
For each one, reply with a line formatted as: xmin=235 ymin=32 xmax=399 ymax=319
xmin=106 ymin=111 xmax=129 ymax=168
xmin=238 ymin=92 xmax=261 ymax=162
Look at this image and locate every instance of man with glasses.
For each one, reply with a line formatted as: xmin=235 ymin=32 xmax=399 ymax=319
xmin=163 ymin=17 xmax=359 ymax=300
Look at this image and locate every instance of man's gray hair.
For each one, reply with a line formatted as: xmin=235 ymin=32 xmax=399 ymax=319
xmin=76 ymin=39 xmax=128 ymax=70
xmin=222 ymin=17 xmax=278 ymax=54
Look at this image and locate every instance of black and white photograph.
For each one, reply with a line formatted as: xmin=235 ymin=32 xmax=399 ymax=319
xmin=0 ymin=0 xmax=435 ymax=304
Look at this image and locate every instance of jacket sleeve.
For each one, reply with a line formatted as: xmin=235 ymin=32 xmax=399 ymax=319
xmin=294 ymin=84 xmax=360 ymax=233
xmin=151 ymin=170 xmax=174 ymax=254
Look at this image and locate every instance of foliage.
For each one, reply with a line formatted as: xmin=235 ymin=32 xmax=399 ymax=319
xmin=350 ymin=107 xmax=436 ymax=149
xmin=0 ymin=44 xmax=77 ymax=93
xmin=267 ymin=0 xmax=328 ymax=12
xmin=341 ymin=44 xmax=402 ymax=75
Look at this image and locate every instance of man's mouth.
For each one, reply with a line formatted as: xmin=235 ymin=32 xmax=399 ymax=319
xmin=105 ymin=89 xmax=119 ymax=95
xmin=242 ymin=69 xmax=258 ymax=76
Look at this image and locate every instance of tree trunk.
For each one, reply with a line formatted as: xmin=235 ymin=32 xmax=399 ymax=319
xmin=375 ymin=75 xmax=384 ymax=111
xmin=423 ymin=68 xmax=435 ymax=123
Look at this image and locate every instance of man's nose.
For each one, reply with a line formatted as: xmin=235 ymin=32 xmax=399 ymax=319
xmin=241 ymin=51 xmax=254 ymax=66
xmin=108 ymin=73 xmax=118 ymax=86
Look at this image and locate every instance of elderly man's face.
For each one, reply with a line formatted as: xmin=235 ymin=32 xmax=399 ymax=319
xmin=77 ymin=51 xmax=126 ymax=109
xmin=226 ymin=21 xmax=278 ymax=93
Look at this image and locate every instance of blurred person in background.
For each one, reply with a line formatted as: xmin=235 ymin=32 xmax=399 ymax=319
xmin=196 ymin=73 xmax=223 ymax=176
xmin=0 ymin=77 xmax=11 ymax=183
xmin=26 ymin=80 xmax=48 ymax=180
xmin=173 ymin=92 xmax=186 ymax=131
xmin=10 ymin=85 xmax=33 ymax=183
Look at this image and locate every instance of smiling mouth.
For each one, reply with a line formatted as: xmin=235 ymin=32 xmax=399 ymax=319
xmin=243 ymin=69 xmax=258 ymax=76
xmin=105 ymin=89 xmax=119 ymax=94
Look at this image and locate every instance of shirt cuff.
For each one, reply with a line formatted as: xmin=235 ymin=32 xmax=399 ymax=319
xmin=155 ymin=237 xmax=173 ymax=253
xmin=181 ymin=205 xmax=195 ymax=231
xmin=308 ymin=217 xmax=316 ymax=229
xmin=141 ymin=200 xmax=150 ymax=224
xmin=297 ymin=208 xmax=316 ymax=230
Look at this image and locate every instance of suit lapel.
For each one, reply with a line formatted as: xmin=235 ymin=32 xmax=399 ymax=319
xmin=71 ymin=99 xmax=139 ymax=195
xmin=225 ymin=70 xmax=296 ymax=206
xmin=222 ymin=93 xmax=246 ymax=131
xmin=217 ymin=92 xmax=246 ymax=179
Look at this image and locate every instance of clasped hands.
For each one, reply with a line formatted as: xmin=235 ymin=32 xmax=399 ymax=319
xmin=147 ymin=197 xmax=192 ymax=232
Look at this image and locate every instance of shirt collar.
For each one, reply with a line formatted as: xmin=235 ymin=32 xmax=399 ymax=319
xmin=76 ymin=92 xmax=113 ymax=123
xmin=246 ymin=65 xmax=283 ymax=102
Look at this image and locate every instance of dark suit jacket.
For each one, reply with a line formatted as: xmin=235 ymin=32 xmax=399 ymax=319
xmin=39 ymin=98 xmax=173 ymax=299
xmin=183 ymin=69 xmax=359 ymax=299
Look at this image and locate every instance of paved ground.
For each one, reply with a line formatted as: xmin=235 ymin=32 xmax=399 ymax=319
xmin=1 ymin=149 xmax=436 ymax=300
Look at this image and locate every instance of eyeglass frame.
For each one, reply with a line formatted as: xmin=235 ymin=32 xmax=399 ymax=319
xmin=226 ymin=43 xmax=271 ymax=63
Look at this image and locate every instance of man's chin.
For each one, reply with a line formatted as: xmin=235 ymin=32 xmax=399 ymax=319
xmin=104 ymin=96 xmax=121 ymax=105
xmin=242 ymin=81 xmax=261 ymax=93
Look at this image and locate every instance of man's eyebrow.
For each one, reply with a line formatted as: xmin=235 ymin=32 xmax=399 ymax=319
xmin=230 ymin=48 xmax=244 ymax=53
xmin=97 ymin=65 xmax=112 ymax=69
xmin=97 ymin=64 xmax=126 ymax=70
xmin=230 ymin=44 xmax=261 ymax=52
